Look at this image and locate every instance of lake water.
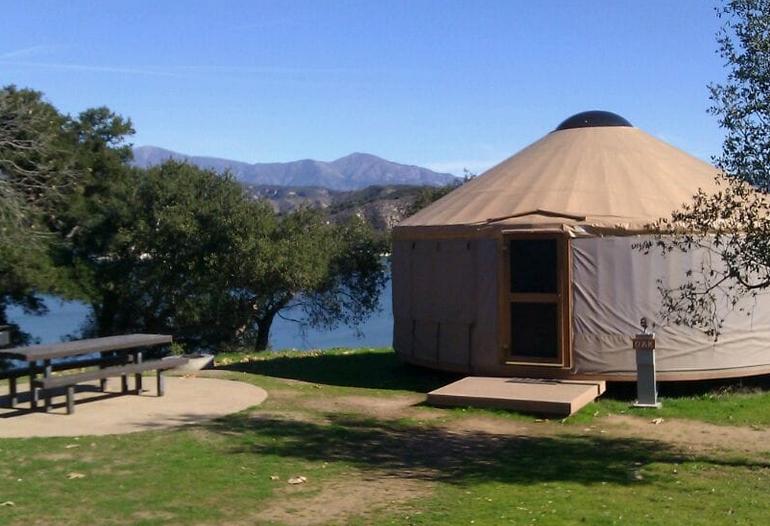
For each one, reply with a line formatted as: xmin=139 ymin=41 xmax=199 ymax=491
xmin=7 ymin=280 xmax=394 ymax=349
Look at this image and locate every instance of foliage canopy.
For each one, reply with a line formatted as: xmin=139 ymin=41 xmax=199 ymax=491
xmin=76 ymin=161 xmax=388 ymax=351
xmin=0 ymin=87 xmax=388 ymax=351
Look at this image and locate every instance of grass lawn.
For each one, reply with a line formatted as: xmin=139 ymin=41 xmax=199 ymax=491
xmin=1 ymin=347 xmax=769 ymax=525
xmin=593 ymin=382 xmax=770 ymax=428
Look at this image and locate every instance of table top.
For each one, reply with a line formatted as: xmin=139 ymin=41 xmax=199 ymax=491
xmin=0 ymin=334 xmax=173 ymax=361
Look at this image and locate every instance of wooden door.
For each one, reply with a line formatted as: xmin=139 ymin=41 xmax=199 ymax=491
xmin=499 ymin=235 xmax=570 ymax=367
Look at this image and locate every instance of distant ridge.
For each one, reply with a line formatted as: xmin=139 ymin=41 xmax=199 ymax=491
xmin=131 ymin=146 xmax=457 ymax=190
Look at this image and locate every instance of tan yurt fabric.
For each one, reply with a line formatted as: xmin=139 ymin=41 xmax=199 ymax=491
xmin=393 ymin=111 xmax=770 ymax=381
xmin=397 ymin=125 xmax=722 ymax=236
xmin=571 ymin=236 xmax=770 ymax=376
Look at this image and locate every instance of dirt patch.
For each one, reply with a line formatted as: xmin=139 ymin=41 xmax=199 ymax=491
xmin=37 ymin=452 xmax=80 ymax=462
xmin=302 ymin=394 xmax=444 ymax=422
xmin=266 ymin=388 xmax=305 ymax=401
xmin=131 ymin=510 xmax=178 ymax=522
xmin=441 ymin=411 xmax=770 ymax=456
xmin=599 ymin=415 xmax=770 ymax=455
xmin=442 ymin=415 xmax=554 ymax=438
xmin=241 ymin=410 xmax=331 ymax=430
xmin=254 ymin=471 xmax=432 ymax=526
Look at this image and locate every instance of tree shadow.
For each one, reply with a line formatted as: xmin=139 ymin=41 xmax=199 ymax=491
xmin=219 ymin=348 xmax=770 ymax=401
xmin=606 ymin=374 xmax=770 ymax=400
xmin=219 ymin=351 xmax=461 ymax=392
xmin=205 ymin=412 xmax=763 ymax=487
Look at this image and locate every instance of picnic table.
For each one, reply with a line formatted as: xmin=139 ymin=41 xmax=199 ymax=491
xmin=0 ymin=334 xmax=187 ymax=414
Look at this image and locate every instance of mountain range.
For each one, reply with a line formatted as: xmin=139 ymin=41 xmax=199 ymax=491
xmin=131 ymin=146 xmax=456 ymax=190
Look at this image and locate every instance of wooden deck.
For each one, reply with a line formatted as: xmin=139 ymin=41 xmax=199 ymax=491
xmin=427 ymin=376 xmax=606 ymax=417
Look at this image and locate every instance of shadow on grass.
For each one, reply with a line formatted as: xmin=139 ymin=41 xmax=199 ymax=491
xmin=219 ymin=348 xmax=770 ymax=410
xmin=207 ymin=412 xmax=763 ymax=487
xmin=219 ymin=351 xmax=461 ymax=393
xmin=606 ymin=374 xmax=770 ymax=401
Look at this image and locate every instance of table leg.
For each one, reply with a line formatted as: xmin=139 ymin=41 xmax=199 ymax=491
xmin=43 ymin=359 xmax=52 ymax=413
xmin=134 ymin=350 xmax=143 ymax=393
xmin=157 ymin=370 xmax=165 ymax=397
xmin=99 ymin=351 xmax=107 ymax=391
xmin=7 ymin=377 xmax=17 ymax=407
xmin=66 ymin=386 xmax=75 ymax=415
xmin=29 ymin=361 xmax=38 ymax=410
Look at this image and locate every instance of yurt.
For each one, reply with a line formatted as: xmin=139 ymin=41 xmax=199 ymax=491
xmin=392 ymin=110 xmax=770 ymax=381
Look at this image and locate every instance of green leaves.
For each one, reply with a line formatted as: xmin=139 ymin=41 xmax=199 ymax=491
xmin=711 ymin=0 xmax=770 ymax=191
xmin=0 ymin=85 xmax=123 ymax=343
xmin=71 ymin=160 xmax=387 ymax=352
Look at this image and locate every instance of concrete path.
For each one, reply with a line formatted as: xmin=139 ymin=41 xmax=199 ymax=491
xmin=0 ymin=376 xmax=267 ymax=438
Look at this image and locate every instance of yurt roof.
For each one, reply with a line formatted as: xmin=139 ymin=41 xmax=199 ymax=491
xmin=397 ymin=111 xmax=722 ymax=237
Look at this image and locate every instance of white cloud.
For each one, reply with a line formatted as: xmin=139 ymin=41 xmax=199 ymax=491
xmin=0 ymin=60 xmax=181 ymax=77
xmin=174 ymin=64 xmax=355 ymax=75
xmin=0 ymin=59 xmax=356 ymax=79
xmin=0 ymin=45 xmax=59 ymax=59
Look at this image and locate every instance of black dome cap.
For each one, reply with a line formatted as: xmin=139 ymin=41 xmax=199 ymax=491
xmin=555 ymin=110 xmax=632 ymax=131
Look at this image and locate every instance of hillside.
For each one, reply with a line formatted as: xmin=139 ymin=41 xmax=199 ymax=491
xmin=243 ymin=184 xmax=456 ymax=231
xmin=132 ymin=146 xmax=456 ymax=190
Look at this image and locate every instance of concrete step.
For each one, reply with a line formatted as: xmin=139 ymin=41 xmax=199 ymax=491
xmin=427 ymin=376 xmax=606 ymax=417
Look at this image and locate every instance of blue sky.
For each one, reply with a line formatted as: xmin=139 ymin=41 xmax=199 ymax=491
xmin=1 ymin=1 xmax=725 ymax=175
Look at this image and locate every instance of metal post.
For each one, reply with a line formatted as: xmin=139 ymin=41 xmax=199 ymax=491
xmin=632 ymin=317 xmax=661 ymax=409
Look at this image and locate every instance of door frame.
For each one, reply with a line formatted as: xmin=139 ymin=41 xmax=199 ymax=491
xmin=497 ymin=232 xmax=572 ymax=368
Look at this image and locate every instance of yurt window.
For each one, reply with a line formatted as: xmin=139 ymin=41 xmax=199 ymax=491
xmin=509 ymin=239 xmax=558 ymax=293
xmin=502 ymin=236 xmax=569 ymax=366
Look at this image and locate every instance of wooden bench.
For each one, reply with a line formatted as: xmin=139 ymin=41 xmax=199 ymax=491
xmin=0 ymin=368 xmax=28 ymax=408
xmin=0 ymin=334 xmax=176 ymax=413
xmin=32 ymin=357 xmax=188 ymax=414
xmin=1 ymin=355 xmax=132 ymax=408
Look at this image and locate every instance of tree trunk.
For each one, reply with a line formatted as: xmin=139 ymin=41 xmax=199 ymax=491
xmin=94 ymin=291 xmax=119 ymax=336
xmin=0 ymin=299 xmax=8 ymax=326
xmin=255 ymin=311 xmax=276 ymax=351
